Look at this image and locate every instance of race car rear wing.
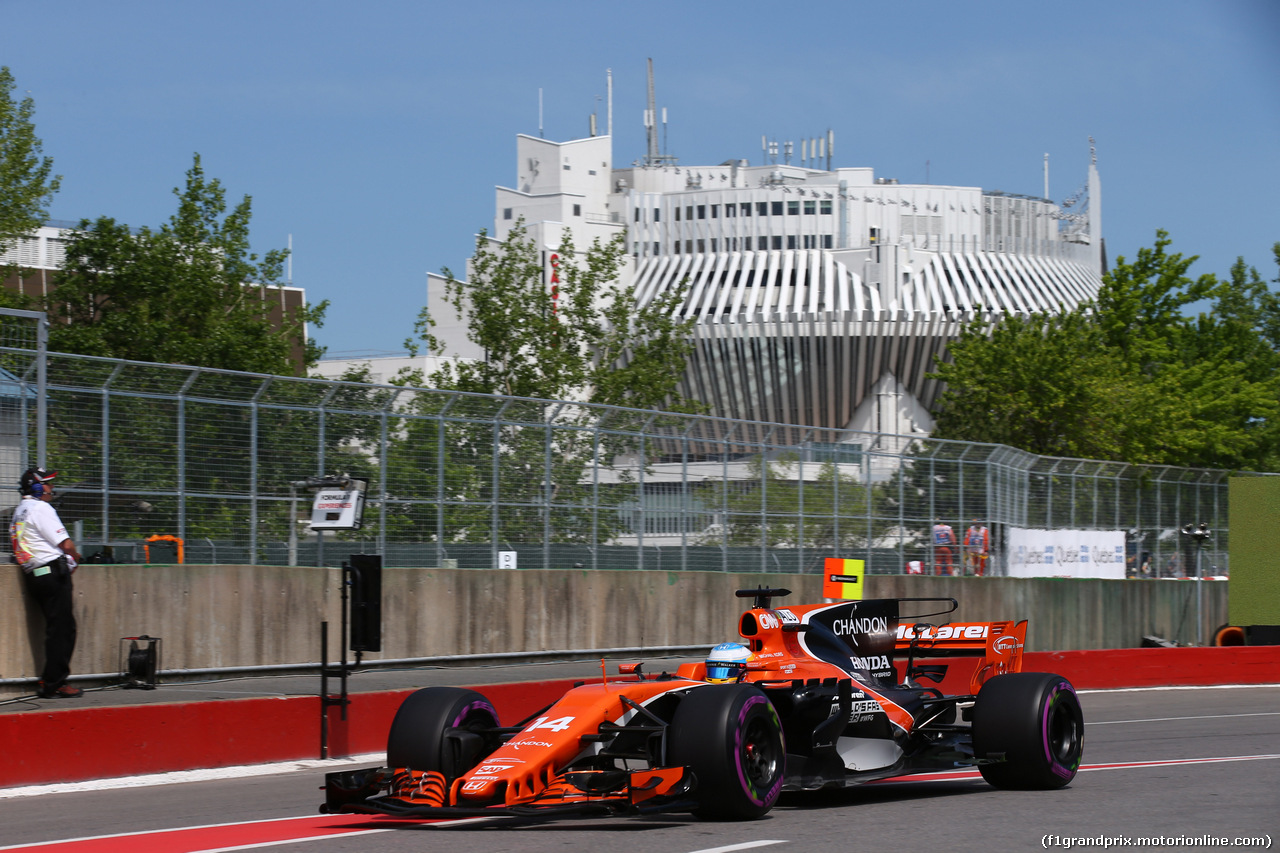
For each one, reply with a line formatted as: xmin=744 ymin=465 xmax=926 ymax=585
xmin=895 ymin=618 xmax=1027 ymax=694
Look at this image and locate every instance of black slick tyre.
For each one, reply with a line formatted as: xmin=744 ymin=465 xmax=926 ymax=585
xmin=972 ymin=672 xmax=1084 ymax=789
xmin=667 ymin=684 xmax=785 ymax=820
xmin=386 ymin=686 xmax=500 ymax=779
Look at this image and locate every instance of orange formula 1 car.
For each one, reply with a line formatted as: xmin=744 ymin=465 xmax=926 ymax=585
xmin=322 ymin=586 xmax=1083 ymax=821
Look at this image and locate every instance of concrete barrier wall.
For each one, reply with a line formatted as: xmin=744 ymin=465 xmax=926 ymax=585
xmin=1 ymin=564 xmax=1228 ymax=694
xmin=6 ymin=645 xmax=1278 ymax=788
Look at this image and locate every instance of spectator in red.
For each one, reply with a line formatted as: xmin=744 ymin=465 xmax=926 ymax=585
xmin=964 ymin=520 xmax=990 ymax=576
xmin=932 ymin=522 xmax=956 ymax=576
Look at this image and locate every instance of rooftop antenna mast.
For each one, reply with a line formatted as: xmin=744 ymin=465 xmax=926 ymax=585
xmin=607 ymin=68 xmax=613 ymax=137
xmin=645 ymin=59 xmax=658 ymax=164
xmin=642 ymin=58 xmax=676 ymax=166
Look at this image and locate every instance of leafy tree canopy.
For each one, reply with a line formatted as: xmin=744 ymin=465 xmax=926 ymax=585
xmin=49 ymin=155 xmax=327 ymax=374
xmin=0 ymin=66 xmax=61 ymax=262
xmin=930 ymin=231 xmax=1280 ymax=471
xmin=408 ymin=220 xmax=698 ymax=412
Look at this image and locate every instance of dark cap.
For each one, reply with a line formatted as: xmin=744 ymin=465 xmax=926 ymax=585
xmin=19 ymin=467 xmax=57 ymax=495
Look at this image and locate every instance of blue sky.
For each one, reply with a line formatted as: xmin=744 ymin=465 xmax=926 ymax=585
xmin=5 ymin=0 xmax=1278 ymax=361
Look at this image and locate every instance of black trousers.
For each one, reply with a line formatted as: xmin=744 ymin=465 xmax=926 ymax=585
xmin=25 ymin=566 xmax=77 ymax=688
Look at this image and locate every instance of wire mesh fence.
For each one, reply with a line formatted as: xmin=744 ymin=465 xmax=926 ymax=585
xmin=0 ymin=320 xmax=1233 ymax=575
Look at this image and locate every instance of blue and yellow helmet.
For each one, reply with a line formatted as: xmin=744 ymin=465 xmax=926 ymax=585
xmin=705 ymin=642 xmax=752 ymax=683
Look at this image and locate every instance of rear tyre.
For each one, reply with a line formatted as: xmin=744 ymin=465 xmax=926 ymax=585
xmin=386 ymin=687 xmax=500 ymax=779
xmin=972 ymin=672 xmax=1083 ymax=789
xmin=668 ymin=684 xmax=785 ymax=820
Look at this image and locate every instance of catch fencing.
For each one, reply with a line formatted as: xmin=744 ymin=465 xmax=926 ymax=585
xmin=0 ymin=312 xmax=1231 ymax=577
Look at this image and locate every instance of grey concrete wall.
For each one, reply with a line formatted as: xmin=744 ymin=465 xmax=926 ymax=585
xmin=1 ymin=565 xmax=1228 ymax=696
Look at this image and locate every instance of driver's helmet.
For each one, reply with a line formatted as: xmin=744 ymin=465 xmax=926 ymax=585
xmin=705 ymin=642 xmax=753 ymax=683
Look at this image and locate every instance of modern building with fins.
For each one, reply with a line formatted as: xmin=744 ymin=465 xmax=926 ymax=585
xmin=430 ymin=79 xmax=1104 ymax=444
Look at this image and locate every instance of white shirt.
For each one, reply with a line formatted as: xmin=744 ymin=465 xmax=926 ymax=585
xmin=10 ymin=497 xmax=69 ymax=571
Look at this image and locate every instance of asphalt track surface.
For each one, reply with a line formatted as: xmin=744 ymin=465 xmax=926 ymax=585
xmin=2 ymin=685 xmax=1276 ymax=853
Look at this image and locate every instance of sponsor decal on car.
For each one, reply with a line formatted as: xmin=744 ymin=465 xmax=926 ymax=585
xmin=993 ymin=635 xmax=1021 ymax=653
xmin=896 ymin=624 xmax=990 ymax=641
xmin=832 ymin=699 xmax=884 ymax=722
xmin=510 ymin=740 xmax=556 ymax=750
xmin=832 ymin=615 xmax=889 ymax=637
xmin=850 ymin=654 xmax=892 ymax=672
xmin=473 ymin=764 xmax=516 ymax=775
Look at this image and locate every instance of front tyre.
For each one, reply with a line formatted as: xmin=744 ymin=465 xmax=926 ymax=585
xmin=386 ymin=687 xmax=500 ymax=780
xmin=972 ymin=672 xmax=1083 ymax=789
xmin=668 ymin=684 xmax=785 ymax=820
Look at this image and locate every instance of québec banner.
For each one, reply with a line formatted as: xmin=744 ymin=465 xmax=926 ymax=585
xmin=1006 ymin=527 xmax=1125 ymax=579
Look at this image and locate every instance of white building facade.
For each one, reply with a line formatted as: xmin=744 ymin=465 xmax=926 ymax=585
xmin=430 ymin=128 xmax=1103 ymax=443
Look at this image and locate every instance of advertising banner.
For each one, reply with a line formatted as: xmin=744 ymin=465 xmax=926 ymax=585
xmin=1007 ymin=527 xmax=1125 ymax=579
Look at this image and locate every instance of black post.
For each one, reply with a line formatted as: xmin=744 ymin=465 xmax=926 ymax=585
xmin=319 ymin=564 xmax=352 ymax=761
xmin=320 ymin=620 xmax=329 ymax=759
xmin=339 ymin=561 xmax=349 ymax=718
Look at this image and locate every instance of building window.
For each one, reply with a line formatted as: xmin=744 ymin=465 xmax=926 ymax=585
xmin=725 ymin=204 xmax=736 ymax=218
xmin=742 ymin=202 xmax=753 ymax=216
xmin=788 ymin=201 xmax=800 ymax=215
xmin=757 ymin=202 xmax=768 ymax=216
xmin=697 ymin=205 xmax=706 ymax=220
xmin=822 ymin=235 xmax=833 ymax=248
xmin=710 ymin=238 xmax=717 ymax=251
xmin=589 ymin=169 xmax=597 ymax=175
xmin=710 ymin=204 xmax=719 ymax=218
xmin=820 ymin=200 xmax=833 ymax=214
xmin=787 ymin=235 xmax=798 ymax=249
xmin=503 ymin=208 xmax=513 ymax=220
xmin=675 ymin=207 xmax=681 ymax=221
xmin=686 ymin=240 xmax=694 ymax=253
xmin=757 ymin=236 xmax=768 ymax=250
xmin=654 ymin=241 xmax=660 ymax=254
xmin=573 ymin=204 xmax=581 ymax=216
xmin=686 ymin=206 xmax=694 ymax=220
xmin=634 ymin=208 xmax=641 ymax=222
xmin=803 ymin=235 xmax=816 ymax=249
xmin=804 ymin=200 xmax=816 ymax=215
xmin=563 ymin=164 xmax=571 ymax=170
xmin=654 ymin=208 xmax=660 ymax=222
xmin=771 ymin=201 xmax=783 ymax=216
xmin=697 ymin=239 xmax=706 ymax=252
xmin=674 ymin=240 xmax=681 ymax=254
xmin=772 ymin=236 xmax=782 ymax=250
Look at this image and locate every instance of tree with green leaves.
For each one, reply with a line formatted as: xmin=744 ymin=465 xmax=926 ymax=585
xmin=410 ymin=220 xmax=697 ymax=411
xmin=930 ymin=231 xmax=1280 ymax=470
xmin=49 ymin=154 xmax=326 ymax=375
xmin=391 ymin=221 xmax=700 ymax=547
xmin=1 ymin=66 xmax=61 ymax=282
